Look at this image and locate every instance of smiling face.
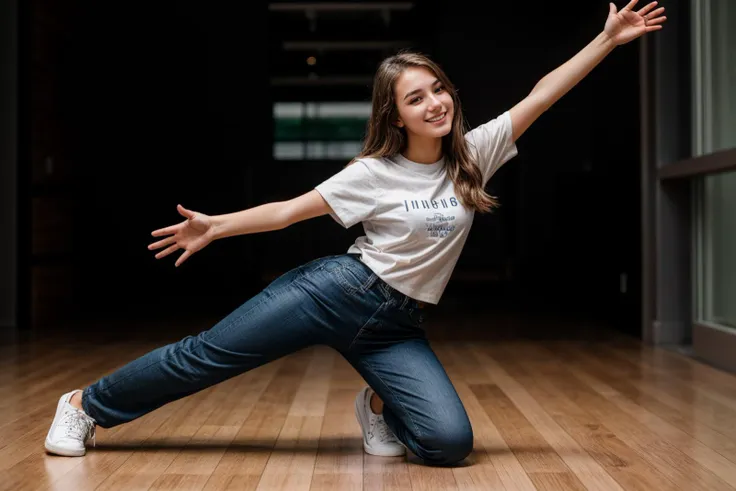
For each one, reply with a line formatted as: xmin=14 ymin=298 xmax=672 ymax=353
xmin=393 ymin=66 xmax=455 ymax=141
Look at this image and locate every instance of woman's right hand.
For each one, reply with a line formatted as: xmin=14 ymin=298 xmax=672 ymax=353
xmin=148 ymin=204 xmax=215 ymax=267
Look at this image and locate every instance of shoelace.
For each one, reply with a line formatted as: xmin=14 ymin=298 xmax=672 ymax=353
xmin=371 ymin=416 xmax=399 ymax=444
xmin=62 ymin=409 xmax=96 ymax=447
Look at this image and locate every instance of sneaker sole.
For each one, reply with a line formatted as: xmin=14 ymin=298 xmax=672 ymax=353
xmin=354 ymin=390 xmax=406 ymax=457
xmin=44 ymin=439 xmax=86 ymax=457
xmin=44 ymin=392 xmax=86 ymax=457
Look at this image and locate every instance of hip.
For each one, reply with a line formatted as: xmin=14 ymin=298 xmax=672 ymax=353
xmin=292 ymin=253 xmax=429 ymax=330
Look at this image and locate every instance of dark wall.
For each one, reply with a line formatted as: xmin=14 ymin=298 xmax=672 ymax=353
xmin=25 ymin=1 xmax=642 ymax=334
xmin=254 ymin=0 xmax=642 ymax=331
xmin=53 ymin=2 xmax=270 ymax=319
xmin=431 ymin=0 xmax=642 ymax=330
xmin=0 ymin=0 xmax=18 ymax=330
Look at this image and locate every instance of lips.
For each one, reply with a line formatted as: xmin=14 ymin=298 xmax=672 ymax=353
xmin=426 ymin=112 xmax=447 ymax=123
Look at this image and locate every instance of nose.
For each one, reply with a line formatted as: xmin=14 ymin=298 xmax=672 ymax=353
xmin=427 ymin=94 xmax=442 ymax=111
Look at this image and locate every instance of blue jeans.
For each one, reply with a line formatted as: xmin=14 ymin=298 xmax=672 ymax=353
xmin=82 ymin=253 xmax=473 ymax=465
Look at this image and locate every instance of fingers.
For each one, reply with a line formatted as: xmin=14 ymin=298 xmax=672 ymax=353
xmin=151 ymin=223 xmax=182 ymax=237
xmin=646 ymin=15 xmax=667 ymax=25
xmin=175 ymin=250 xmax=193 ymax=268
xmin=609 ymin=2 xmax=617 ymax=15
xmin=150 ymin=204 xmax=199 ymax=266
xmin=177 ymin=204 xmax=195 ymax=220
xmin=623 ymin=0 xmax=639 ymax=11
xmin=645 ymin=24 xmax=664 ymax=32
xmin=644 ymin=6 xmax=665 ymax=20
xmin=148 ymin=236 xmax=176 ymax=251
xmin=155 ymin=243 xmax=179 ymax=260
xmin=152 ymin=205 xmax=195 ymax=237
xmin=150 ymin=240 xmax=195 ymax=267
xmin=637 ymin=1 xmax=658 ymax=16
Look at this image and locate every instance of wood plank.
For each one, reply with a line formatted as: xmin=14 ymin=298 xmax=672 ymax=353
xmin=2 ymin=385 xmax=188 ymax=491
xmin=2 ymin=315 xmax=736 ymax=490
xmin=310 ymin=356 xmax=364 ymax=491
xmin=470 ymin=383 xmax=586 ymax=490
xmin=471 ymin=343 xmax=626 ymax=491
xmin=0 ymin=344 xmax=160 ymax=487
xmin=559 ymin=342 xmax=736 ymax=464
xmin=572 ymin=359 xmax=736 ymax=489
xmin=254 ymin=346 xmax=334 ymax=491
xmin=27 ymin=344 xmax=280 ymax=491
xmin=0 ymin=345 xmax=151 ymax=448
xmin=585 ymin=343 xmax=736 ymax=439
xmin=93 ymin=373 xmax=247 ymax=491
xmin=547 ymin=342 xmax=736 ymax=491
xmin=201 ymin=351 xmax=310 ymax=491
xmin=488 ymin=342 xmax=677 ymax=491
xmin=605 ymin=343 xmax=736 ymax=414
xmin=363 ymin=454 xmax=414 ymax=491
xmin=145 ymin=361 xmax=287 ymax=491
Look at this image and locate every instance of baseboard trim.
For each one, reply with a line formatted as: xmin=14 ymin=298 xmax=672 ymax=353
xmin=694 ymin=321 xmax=736 ymax=374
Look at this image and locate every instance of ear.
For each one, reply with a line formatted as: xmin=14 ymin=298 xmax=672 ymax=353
xmin=394 ymin=119 xmax=405 ymax=128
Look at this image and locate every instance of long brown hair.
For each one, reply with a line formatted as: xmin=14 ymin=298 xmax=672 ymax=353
xmin=351 ymin=50 xmax=499 ymax=213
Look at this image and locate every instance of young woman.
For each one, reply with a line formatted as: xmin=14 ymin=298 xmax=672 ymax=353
xmin=45 ymin=1 xmax=664 ymax=466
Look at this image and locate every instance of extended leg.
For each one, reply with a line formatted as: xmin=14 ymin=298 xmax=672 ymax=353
xmin=82 ymin=266 xmax=322 ymax=427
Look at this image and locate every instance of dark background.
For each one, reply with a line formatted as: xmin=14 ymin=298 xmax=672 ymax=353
xmin=3 ymin=0 xmax=643 ymax=338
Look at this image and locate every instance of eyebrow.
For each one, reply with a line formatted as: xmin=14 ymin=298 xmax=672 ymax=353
xmin=403 ymin=79 xmax=441 ymax=101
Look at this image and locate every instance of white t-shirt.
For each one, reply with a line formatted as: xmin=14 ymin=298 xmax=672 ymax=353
xmin=314 ymin=110 xmax=518 ymax=304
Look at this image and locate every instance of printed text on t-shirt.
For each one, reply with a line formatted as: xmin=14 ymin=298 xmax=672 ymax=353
xmin=403 ymin=197 xmax=459 ymax=212
xmin=425 ymin=212 xmax=456 ymax=238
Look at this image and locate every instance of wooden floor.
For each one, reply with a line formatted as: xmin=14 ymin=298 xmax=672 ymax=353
xmin=2 ymin=311 xmax=736 ymax=490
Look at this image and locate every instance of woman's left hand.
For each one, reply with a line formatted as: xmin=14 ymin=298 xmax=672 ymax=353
xmin=604 ymin=1 xmax=666 ymax=46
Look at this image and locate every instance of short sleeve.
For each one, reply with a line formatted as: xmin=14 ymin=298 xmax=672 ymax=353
xmin=465 ymin=110 xmax=518 ymax=186
xmin=314 ymin=159 xmax=378 ymax=228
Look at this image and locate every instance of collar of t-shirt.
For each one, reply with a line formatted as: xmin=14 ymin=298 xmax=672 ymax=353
xmin=392 ymin=153 xmax=446 ymax=178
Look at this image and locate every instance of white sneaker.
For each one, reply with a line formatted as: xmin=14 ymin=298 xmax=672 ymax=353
xmin=45 ymin=390 xmax=96 ymax=457
xmin=354 ymin=386 xmax=406 ymax=457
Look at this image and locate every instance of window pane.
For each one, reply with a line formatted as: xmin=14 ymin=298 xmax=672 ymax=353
xmin=692 ymin=0 xmax=736 ymax=328
xmin=272 ymin=101 xmax=370 ymax=160
xmin=703 ymin=172 xmax=736 ymax=328
xmin=273 ymin=141 xmax=364 ymax=160
xmin=707 ymin=1 xmax=736 ymax=153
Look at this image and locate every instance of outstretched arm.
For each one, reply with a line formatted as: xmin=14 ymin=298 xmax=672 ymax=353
xmin=210 ymin=190 xmax=332 ymax=239
xmin=508 ymin=0 xmax=666 ymax=141
xmin=150 ymin=157 xmax=377 ymax=267
xmin=148 ymin=190 xmax=333 ymax=267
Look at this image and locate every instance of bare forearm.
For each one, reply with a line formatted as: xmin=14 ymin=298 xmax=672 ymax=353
xmin=211 ymin=202 xmax=289 ymax=240
xmin=209 ymin=189 xmax=332 ymax=240
xmin=530 ymin=31 xmax=616 ymax=109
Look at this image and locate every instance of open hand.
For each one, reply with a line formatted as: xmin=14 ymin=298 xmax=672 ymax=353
xmin=604 ymin=1 xmax=666 ymax=46
xmin=148 ymin=204 xmax=214 ymax=267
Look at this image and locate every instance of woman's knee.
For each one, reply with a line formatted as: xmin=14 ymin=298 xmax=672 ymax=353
xmin=415 ymin=424 xmax=474 ymax=466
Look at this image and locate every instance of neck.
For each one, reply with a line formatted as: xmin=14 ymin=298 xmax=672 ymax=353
xmin=402 ymin=135 xmax=443 ymax=164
